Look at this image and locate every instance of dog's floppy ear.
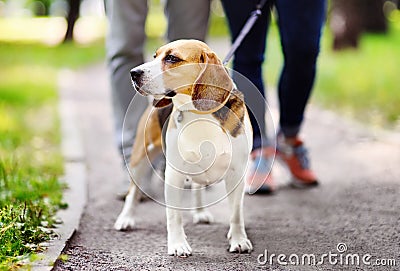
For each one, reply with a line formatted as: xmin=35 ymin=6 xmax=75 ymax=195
xmin=153 ymin=98 xmax=172 ymax=108
xmin=191 ymin=52 xmax=233 ymax=113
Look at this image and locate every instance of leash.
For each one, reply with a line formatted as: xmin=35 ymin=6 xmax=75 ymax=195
xmin=222 ymin=0 xmax=269 ymax=66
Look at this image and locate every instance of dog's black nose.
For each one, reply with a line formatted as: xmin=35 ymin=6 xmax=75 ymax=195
xmin=130 ymin=69 xmax=144 ymax=82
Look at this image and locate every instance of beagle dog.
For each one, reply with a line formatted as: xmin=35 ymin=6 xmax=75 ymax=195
xmin=114 ymin=39 xmax=253 ymax=256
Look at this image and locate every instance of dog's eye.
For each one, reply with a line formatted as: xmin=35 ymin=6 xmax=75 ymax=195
xmin=164 ymin=54 xmax=182 ymax=64
xmin=153 ymin=53 xmax=157 ymax=59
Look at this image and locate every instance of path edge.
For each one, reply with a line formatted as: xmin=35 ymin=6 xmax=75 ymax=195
xmin=32 ymin=71 xmax=88 ymax=271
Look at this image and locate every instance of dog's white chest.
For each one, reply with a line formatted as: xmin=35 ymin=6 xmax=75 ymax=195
xmin=166 ymin=111 xmax=235 ymax=185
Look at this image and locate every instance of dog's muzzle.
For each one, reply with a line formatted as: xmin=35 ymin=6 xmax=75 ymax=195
xmin=130 ymin=69 xmax=144 ymax=83
xmin=130 ymin=69 xmax=147 ymax=95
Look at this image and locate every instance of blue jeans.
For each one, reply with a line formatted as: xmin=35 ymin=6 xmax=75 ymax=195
xmin=221 ymin=0 xmax=326 ymax=149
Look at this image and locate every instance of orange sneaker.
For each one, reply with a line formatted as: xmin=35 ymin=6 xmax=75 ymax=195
xmin=245 ymin=147 xmax=275 ymax=194
xmin=276 ymin=134 xmax=318 ymax=188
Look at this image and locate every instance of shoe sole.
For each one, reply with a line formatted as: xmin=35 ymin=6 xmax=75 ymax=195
xmin=290 ymin=177 xmax=319 ymax=189
xmin=245 ymin=185 xmax=275 ymax=195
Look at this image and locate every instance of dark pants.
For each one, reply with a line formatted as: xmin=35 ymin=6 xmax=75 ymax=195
xmin=221 ymin=0 xmax=326 ymax=149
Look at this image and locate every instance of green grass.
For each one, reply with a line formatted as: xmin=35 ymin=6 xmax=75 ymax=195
xmin=315 ymin=19 xmax=400 ymax=126
xmin=0 ymin=161 xmax=66 ymax=270
xmin=0 ymin=41 xmax=105 ymax=269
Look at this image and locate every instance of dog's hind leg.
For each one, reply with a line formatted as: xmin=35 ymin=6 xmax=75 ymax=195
xmin=114 ymin=106 xmax=163 ymax=230
xmin=224 ymin=172 xmax=253 ymax=253
xmin=114 ymin=146 xmax=162 ymax=231
xmin=191 ymin=182 xmax=214 ymax=224
xmin=114 ymin=180 xmax=141 ymax=230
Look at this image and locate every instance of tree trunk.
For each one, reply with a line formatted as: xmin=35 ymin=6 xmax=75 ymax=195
xmin=330 ymin=0 xmax=363 ymax=50
xmin=362 ymin=0 xmax=387 ymax=33
xmin=330 ymin=0 xmax=387 ymax=50
xmin=64 ymin=0 xmax=81 ymax=43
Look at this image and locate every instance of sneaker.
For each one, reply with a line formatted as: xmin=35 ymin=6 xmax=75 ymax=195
xmin=276 ymin=134 xmax=318 ymax=188
xmin=245 ymin=147 xmax=275 ymax=194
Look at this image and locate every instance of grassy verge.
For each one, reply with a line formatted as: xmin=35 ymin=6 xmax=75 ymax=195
xmin=0 ymin=41 xmax=104 ymax=270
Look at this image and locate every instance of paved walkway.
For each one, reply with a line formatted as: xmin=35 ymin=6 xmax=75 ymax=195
xmin=54 ymin=42 xmax=400 ymax=270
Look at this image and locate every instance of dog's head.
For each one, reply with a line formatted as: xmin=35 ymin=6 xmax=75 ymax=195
xmin=130 ymin=39 xmax=233 ymax=113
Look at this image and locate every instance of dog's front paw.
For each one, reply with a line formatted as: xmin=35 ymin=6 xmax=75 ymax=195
xmin=228 ymin=237 xmax=253 ymax=253
xmin=193 ymin=210 xmax=214 ymax=224
xmin=227 ymin=228 xmax=253 ymax=253
xmin=114 ymin=213 xmax=135 ymax=231
xmin=168 ymin=239 xmax=192 ymax=257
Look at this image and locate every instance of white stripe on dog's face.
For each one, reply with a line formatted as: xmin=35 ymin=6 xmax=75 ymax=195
xmin=130 ymin=58 xmax=165 ymax=97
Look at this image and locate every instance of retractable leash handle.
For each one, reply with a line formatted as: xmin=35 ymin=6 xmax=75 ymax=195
xmin=222 ymin=0 xmax=268 ymax=66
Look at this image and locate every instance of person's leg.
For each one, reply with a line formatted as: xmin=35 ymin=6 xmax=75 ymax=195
xmin=221 ymin=0 xmax=274 ymax=194
xmin=104 ymin=0 xmax=149 ymax=163
xmin=275 ymin=0 xmax=326 ymax=137
xmin=165 ymin=0 xmax=211 ymax=42
xmin=220 ymin=0 xmax=271 ymax=150
xmin=275 ymin=0 xmax=326 ymax=186
xmin=162 ymin=0 xmax=211 ymax=151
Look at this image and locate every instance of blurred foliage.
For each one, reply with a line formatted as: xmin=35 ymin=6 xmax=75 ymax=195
xmin=26 ymin=0 xmax=53 ymax=16
xmin=0 ymin=41 xmax=104 ymax=68
xmin=316 ymin=20 xmax=400 ymax=126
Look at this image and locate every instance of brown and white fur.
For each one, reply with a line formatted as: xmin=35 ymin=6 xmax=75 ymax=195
xmin=114 ymin=39 xmax=253 ymax=256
